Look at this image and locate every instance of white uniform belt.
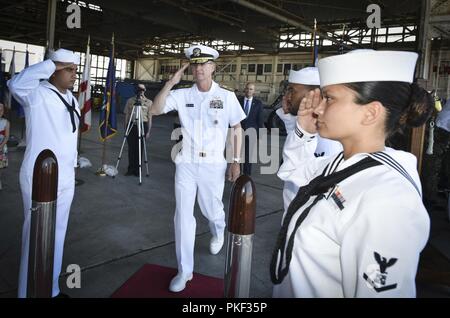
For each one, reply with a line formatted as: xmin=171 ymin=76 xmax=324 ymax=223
xmin=180 ymin=148 xmax=223 ymax=160
xmin=198 ymin=150 xmax=219 ymax=157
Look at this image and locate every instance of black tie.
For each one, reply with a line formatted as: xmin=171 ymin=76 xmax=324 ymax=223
xmin=48 ymin=88 xmax=81 ymax=133
xmin=270 ymin=156 xmax=382 ymax=284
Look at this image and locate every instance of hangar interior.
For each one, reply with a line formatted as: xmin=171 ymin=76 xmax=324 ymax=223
xmin=0 ymin=0 xmax=449 ymax=298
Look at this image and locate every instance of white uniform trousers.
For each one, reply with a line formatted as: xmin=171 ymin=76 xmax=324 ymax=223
xmin=174 ymin=161 xmax=227 ymax=275
xmin=18 ymin=170 xmax=74 ymax=298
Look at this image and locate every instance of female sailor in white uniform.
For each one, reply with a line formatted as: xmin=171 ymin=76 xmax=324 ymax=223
xmin=278 ymin=67 xmax=342 ymax=213
xmin=271 ymin=50 xmax=433 ymax=297
xmin=8 ymin=49 xmax=80 ymax=298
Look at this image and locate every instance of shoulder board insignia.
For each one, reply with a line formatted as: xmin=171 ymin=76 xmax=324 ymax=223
xmin=173 ymin=83 xmax=194 ymax=90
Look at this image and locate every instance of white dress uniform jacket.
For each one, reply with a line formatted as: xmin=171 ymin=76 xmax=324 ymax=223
xmin=163 ymin=81 xmax=246 ymax=274
xmin=276 ymin=108 xmax=296 ymax=134
xmin=8 ymin=59 xmax=79 ymax=297
xmin=273 ymin=122 xmax=430 ymax=297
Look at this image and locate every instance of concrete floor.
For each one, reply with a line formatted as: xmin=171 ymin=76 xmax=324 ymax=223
xmin=0 ymin=111 xmax=449 ymax=298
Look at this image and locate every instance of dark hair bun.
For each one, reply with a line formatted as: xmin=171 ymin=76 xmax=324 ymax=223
xmin=399 ymin=83 xmax=434 ymax=128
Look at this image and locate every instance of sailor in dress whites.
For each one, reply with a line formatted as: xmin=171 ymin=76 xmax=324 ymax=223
xmin=271 ymin=50 xmax=433 ymax=297
xmin=8 ymin=49 xmax=80 ymax=298
xmin=151 ymin=45 xmax=246 ymax=292
xmin=278 ymin=67 xmax=342 ymax=213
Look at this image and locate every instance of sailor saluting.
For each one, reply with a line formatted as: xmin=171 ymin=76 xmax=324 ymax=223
xmin=8 ymin=48 xmax=80 ymax=298
xmin=272 ymin=49 xmax=433 ymax=297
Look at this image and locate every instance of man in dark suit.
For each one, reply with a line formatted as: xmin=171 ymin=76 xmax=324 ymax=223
xmin=239 ymin=82 xmax=265 ymax=176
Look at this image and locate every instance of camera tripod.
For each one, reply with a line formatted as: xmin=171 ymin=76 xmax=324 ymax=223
xmin=115 ymin=95 xmax=149 ymax=185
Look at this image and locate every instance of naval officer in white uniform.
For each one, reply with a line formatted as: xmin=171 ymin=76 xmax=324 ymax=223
xmin=151 ymin=45 xmax=246 ymax=292
xmin=8 ymin=48 xmax=80 ymax=298
xmin=272 ymin=50 xmax=433 ymax=297
xmin=278 ymin=67 xmax=342 ymax=213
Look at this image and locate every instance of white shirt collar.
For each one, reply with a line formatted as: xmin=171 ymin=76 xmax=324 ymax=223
xmin=194 ymin=81 xmax=218 ymax=96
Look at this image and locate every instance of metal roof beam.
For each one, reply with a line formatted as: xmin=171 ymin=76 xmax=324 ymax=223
xmin=229 ymin=0 xmax=357 ymax=48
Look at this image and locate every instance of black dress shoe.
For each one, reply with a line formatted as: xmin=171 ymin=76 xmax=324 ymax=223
xmin=54 ymin=293 xmax=70 ymax=298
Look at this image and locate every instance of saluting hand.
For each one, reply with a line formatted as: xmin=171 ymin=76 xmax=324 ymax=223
xmin=297 ymin=88 xmax=322 ymax=134
xmin=168 ymin=63 xmax=190 ymax=86
xmin=55 ymin=62 xmax=76 ymax=71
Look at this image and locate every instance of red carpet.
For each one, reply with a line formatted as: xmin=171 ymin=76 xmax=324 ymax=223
xmin=111 ymin=264 xmax=224 ymax=298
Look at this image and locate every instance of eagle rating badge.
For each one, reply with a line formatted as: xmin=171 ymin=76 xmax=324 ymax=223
xmin=363 ymin=252 xmax=398 ymax=293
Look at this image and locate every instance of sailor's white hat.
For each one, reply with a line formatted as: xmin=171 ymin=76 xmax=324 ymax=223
xmin=318 ymin=49 xmax=418 ymax=87
xmin=48 ymin=48 xmax=80 ymax=65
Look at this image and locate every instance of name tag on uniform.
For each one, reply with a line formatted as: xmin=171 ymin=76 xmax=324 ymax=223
xmin=209 ymin=99 xmax=223 ymax=109
xmin=186 ymin=103 xmax=194 ymax=107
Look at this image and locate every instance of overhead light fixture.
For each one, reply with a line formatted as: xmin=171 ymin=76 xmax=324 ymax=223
xmin=240 ymin=29 xmax=246 ymax=33
xmin=142 ymin=50 xmax=154 ymax=55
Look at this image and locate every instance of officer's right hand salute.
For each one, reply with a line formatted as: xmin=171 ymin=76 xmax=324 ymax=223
xmin=151 ymin=63 xmax=190 ymax=116
xmin=297 ymin=88 xmax=321 ymax=134
xmin=168 ymin=63 xmax=190 ymax=87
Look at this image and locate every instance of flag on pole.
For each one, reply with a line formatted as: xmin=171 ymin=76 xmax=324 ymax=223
xmin=99 ymin=34 xmax=117 ymax=141
xmin=8 ymin=47 xmax=15 ymax=78
xmin=79 ymin=36 xmax=92 ymax=133
xmin=6 ymin=47 xmax=16 ymax=110
xmin=7 ymin=47 xmax=23 ymax=115
xmin=7 ymin=48 xmax=27 ymax=117
xmin=25 ymin=47 xmax=29 ymax=68
xmin=312 ymin=18 xmax=319 ymax=67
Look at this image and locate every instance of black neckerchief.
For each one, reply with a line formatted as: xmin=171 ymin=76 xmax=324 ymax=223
xmin=270 ymin=156 xmax=382 ymax=285
xmin=48 ymin=88 xmax=80 ymax=133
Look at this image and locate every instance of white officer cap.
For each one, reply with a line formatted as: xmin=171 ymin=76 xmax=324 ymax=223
xmin=288 ymin=67 xmax=320 ymax=86
xmin=137 ymin=83 xmax=146 ymax=91
xmin=318 ymin=49 xmax=418 ymax=87
xmin=184 ymin=44 xmax=219 ymax=64
xmin=48 ymin=48 xmax=80 ymax=65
